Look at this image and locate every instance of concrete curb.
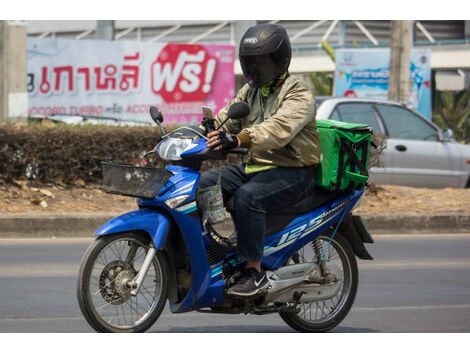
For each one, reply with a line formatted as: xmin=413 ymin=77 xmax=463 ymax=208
xmin=360 ymin=214 xmax=470 ymax=234
xmin=0 ymin=213 xmax=469 ymax=238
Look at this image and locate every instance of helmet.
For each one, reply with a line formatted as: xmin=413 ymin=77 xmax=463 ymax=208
xmin=239 ymin=23 xmax=292 ymax=88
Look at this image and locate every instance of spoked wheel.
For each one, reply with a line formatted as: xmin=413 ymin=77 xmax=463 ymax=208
xmin=279 ymin=232 xmax=358 ymax=332
xmin=77 ymin=233 xmax=168 ymax=333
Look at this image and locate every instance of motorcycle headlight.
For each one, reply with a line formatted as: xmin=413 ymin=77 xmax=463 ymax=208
xmin=164 ymin=195 xmax=189 ymax=208
xmin=157 ymin=137 xmax=195 ymax=161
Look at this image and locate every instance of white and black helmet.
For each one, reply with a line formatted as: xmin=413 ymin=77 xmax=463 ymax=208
xmin=239 ymin=23 xmax=292 ymax=88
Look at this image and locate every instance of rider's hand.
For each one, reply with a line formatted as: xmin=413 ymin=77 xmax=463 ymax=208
xmin=207 ymin=130 xmax=240 ymax=151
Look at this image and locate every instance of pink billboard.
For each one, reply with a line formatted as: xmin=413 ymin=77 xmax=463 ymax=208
xmin=28 ymin=39 xmax=235 ymax=124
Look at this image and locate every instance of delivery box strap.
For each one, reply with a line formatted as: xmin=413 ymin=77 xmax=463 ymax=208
xmin=339 ymin=139 xmax=369 ymax=178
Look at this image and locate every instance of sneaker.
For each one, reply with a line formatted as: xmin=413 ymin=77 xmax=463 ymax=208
xmin=226 ymin=268 xmax=270 ymax=298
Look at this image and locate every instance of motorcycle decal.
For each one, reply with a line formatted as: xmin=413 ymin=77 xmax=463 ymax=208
xmin=210 ymin=265 xmax=223 ymax=278
xmin=173 ymin=180 xmax=196 ymax=195
xmin=263 ymin=200 xmax=349 ymax=256
xmin=176 ymin=201 xmax=197 ymax=214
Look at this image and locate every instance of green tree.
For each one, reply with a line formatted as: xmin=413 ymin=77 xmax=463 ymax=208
xmin=433 ymin=90 xmax=470 ymax=143
xmin=309 ymin=72 xmax=333 ymax=96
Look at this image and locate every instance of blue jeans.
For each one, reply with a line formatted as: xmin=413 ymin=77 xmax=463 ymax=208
xmin=198 ymin=164 xmax=316 ymax=263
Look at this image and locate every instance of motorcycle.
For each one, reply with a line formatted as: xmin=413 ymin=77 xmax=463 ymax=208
xmin=77 ymin=102 xmax=374 ymax=333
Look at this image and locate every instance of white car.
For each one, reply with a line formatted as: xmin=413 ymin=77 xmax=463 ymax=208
xmin=316 ymin=98 xmax=470 ymax=188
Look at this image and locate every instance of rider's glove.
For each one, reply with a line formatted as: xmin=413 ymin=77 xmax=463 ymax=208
xmin=218 ymin=131 xmax=239 ymax=151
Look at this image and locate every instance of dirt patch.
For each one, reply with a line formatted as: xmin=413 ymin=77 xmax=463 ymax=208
xmin=1 ymin=181 xmax=469 ymax=215
xmin=0 ymin=181 xmax=135 ymax=214
xmin=355 ymin=184 xmax=470 ymax=215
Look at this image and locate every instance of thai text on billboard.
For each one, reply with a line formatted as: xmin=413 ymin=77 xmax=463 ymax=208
xmin=27 ymin=38 xmax=235 ymax=124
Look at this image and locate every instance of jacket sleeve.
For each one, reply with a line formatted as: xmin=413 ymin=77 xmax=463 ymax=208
xmin=214 ymin=85 xmax=250 ymax=135
xmin=242 ymin=85 xmax=316 ymax=151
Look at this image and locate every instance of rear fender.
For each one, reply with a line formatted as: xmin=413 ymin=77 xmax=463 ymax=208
xmin=339 ymin=214 xmax=374 ymax=260
xmin=95 ymin=209 xmax=171 ymax=249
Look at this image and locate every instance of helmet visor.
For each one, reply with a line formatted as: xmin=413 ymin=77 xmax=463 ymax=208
xmin=240 ymin=53 xmax=283 ymax=88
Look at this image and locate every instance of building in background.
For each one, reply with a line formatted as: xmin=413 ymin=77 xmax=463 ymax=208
xmin=26 ymin=20 xmax=470 ymax=91
xmin=22 ymin=20 xmax=470 ymax=124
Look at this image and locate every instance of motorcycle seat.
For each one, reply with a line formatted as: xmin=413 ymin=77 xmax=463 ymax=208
xmin=226 ymin=188 xmax=340 ymax=237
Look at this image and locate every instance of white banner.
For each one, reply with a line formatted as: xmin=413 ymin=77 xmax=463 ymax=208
xmin=27 ymin=38 xmax=235 ymax=124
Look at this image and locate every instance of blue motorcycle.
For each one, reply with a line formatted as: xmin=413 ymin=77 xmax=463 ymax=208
xmin=77 ymin=103 xmax=374 ymax=333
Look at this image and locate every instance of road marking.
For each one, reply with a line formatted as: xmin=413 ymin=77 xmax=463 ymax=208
xmin=2 ymin=259 xmax=470 ymax=278
xmin=359 ymin=260 xmax=470 ymax=270
xmin=2 ymin=304 xmax=470 ymax=323
xmin=370 ymin=233 xmax=470 ymax=240
xmin=352 ymin=304 xmax=470 ymax=312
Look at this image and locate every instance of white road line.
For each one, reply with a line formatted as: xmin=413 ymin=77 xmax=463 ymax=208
xmin=352 ymin=304 xmax=470 ymax=312
xmin=2 ymin=304 xmax=470 ymax=322
xmin=370 ymin=233 xmax=470 ymax=240
xmin=359 ymin=260 xmax=470 ymax=270
xmin=2 ymin=259 xmax=470 ymax=278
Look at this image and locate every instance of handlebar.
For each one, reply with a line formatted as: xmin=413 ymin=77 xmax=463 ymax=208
xmin=228 ymin=148 xmax=249 ymax=155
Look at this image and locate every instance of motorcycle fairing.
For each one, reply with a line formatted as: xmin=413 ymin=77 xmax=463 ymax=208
xmin=95 ymin=209 xmax=171 ymax=249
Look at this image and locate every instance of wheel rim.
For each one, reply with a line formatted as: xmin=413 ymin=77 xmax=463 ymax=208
xmin=87 ymin=237 xmax=164 ymax=329
xmin=289 ymin=235 xmax=352 ymax=324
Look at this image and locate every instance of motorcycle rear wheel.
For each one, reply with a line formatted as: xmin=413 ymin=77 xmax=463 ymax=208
xmin=77 ymin=233 xmax=168 ymax=333
xmin=279 ymin=232 xmax=358 ymax=332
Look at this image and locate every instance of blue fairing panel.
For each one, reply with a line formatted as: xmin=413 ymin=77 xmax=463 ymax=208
xmin=95 ymin=209 xmax=170 ymax=249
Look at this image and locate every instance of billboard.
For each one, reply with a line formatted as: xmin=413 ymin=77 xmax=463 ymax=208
xmin=334 ymin=48 xmax=432 ymax=119
xmin=27 ymin=38 xmax=235 ymax=124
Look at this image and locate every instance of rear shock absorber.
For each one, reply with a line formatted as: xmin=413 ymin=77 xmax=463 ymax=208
xmin=312 ymin=239 xmax=324 ymax=264
xmin=312 ymin=239 xmax=332 ymax=279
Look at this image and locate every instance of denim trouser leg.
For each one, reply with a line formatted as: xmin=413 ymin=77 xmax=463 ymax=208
xmin=198 ymin=164 xmax=316 ymax=264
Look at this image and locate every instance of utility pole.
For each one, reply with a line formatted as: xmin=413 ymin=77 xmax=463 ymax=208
xmin=388 ymin=20 xmax=413 ymax=104
xmin=0 ymin=20 xmax=28 ymax=120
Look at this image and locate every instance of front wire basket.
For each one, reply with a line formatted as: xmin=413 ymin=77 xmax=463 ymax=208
xmin=101 ymin=161 xmax=172 ymax=199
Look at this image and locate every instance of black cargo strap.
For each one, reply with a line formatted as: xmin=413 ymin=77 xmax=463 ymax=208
xmin=339 ymin=139 xmax=369 ymax=177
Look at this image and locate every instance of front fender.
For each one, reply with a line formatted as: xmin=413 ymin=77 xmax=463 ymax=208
xmin=95 ymin=209 xmax=170 ymax=249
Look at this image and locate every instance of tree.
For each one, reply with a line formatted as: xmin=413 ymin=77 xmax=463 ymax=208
xmin=309 ymin=72 xmax=333 ymax=96
xmin=433 ymin=90 xmax=470 ymax=143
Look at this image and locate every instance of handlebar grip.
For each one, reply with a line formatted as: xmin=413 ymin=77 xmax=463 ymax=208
xmin=229 ymin=148 xmax=249 ymax=155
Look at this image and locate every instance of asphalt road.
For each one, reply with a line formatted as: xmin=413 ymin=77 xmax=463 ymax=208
xmin=0 ymin=233 xmax=469 ymax=333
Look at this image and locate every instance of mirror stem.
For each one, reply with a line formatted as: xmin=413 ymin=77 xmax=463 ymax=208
xmin=157 ymin=123 xmax=166 ymax=139
xmin=216 ymin=116 xmax=231 ymax=131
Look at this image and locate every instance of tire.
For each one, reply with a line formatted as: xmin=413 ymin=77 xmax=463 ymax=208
xmin=279 ymin=232 xmax=358 ymax=332
xmin=77 ymin=233 xmax=168 ymax=333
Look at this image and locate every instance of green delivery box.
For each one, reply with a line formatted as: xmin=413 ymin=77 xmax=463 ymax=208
xmin=315 ymin=119 xmax=373 ymax=192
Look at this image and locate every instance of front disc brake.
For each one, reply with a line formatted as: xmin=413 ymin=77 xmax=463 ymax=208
xmin=99 ymin=260 xmax=136 ymax=305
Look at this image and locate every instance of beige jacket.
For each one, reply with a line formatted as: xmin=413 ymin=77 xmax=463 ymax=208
xmin=215 ymin=74 xmax=321 ymax=167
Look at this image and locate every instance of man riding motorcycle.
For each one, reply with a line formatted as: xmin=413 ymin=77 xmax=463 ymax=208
xmin=198 ymin=23 xmax=321 ymax=298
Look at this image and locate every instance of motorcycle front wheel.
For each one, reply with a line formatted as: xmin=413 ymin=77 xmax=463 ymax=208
xmin=279 ymin=232 xmax=358 ymax=332
xmin=77 ymin=232 xmax=168 ymax=333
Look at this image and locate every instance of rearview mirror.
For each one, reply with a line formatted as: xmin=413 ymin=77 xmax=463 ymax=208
xmin=441 ymin=128 xmax=454 ymax=142
xmin=227 ymin=102 xmax=250 ymax=120
xmin=149 ymin=106 xmax=164 ymax=124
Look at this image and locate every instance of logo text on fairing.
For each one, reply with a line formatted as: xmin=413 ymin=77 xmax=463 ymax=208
xmin=264 ymin=201 xmax=348 ymax=255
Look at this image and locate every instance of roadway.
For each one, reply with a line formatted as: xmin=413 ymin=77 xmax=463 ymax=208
xmin=0 ymin=233 xmax=469 ymax=332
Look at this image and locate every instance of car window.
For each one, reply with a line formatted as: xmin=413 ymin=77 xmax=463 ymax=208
xmin=376 ymin=105 xmax=439 ymax=141
xmin=330 ymin=108 xmax=341 ymax=121
xmin=333 ymin=103 xmax=381 ymax=133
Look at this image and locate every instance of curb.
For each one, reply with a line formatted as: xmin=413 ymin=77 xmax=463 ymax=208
xmin=360 ymin=214 xmax=470 ymax=234
xmin=0 ymin=213 xmax=469 ymax=238
xmin=0 ymin=214 xmax=113 ymax=238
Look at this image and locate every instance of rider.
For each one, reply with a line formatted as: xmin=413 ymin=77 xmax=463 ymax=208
xmin=198 ymin=23 xmax=321 ymax=298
